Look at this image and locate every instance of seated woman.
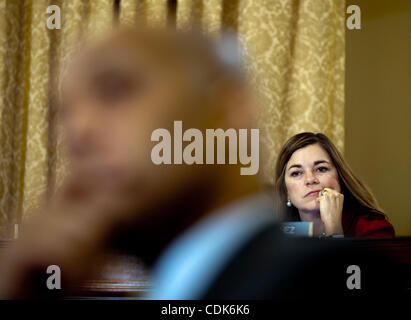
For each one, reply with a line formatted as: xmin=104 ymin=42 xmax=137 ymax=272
xmin=274 ymin=132 xmax=395 ymax=237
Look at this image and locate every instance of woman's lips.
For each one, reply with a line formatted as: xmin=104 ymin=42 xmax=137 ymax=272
xmin=304 ymin=190 xmax=321 ymax=198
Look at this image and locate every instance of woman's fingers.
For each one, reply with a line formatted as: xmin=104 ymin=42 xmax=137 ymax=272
xmin=316 ymin=187 xmax=344 ymax=236
xmin=317 ymin=188 xmax=343 ymax=199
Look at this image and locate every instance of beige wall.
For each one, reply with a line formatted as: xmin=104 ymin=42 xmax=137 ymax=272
xmin=345 ymin=0 xmax=411 ymax=235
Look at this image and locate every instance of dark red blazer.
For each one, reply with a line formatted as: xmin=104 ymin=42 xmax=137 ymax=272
xmin=342 ymin=209 xmax=395 ymax=237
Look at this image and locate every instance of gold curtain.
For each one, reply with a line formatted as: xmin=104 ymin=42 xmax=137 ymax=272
xmin=118 ymin=0 xmax=346 ymax=180
xmin=0 ymin=0 xmax=345 ymax=237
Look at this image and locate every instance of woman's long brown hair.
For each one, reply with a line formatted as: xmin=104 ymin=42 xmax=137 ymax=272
xmin=273 ymin=132 xmax=386 ymax=221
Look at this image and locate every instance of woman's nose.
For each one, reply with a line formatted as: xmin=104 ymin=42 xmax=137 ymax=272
xmin=305 ymin=171 xmax=319 ymax=185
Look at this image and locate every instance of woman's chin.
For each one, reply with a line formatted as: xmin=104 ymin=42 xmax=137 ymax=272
xmin=301 ymin=202 xmax=320 ymax=212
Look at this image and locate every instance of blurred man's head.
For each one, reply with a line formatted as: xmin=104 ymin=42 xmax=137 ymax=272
xmin=60 ymin=27 xmax=258 ymax=233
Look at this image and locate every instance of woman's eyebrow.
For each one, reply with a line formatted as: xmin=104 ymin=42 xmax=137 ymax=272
xmin=287 ymin=164 xmax=302 ymax=171
xmin=314 ymin=160 xmax=330 ymax=166
xmin=287 ymin=160 xmax=330 ymax=171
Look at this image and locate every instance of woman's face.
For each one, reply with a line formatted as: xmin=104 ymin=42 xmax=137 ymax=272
xmin=284 ymin=143 xmax=341 ymax=213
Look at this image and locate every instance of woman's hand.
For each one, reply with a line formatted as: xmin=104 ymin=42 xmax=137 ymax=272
xmin=316 ymin=187 xmax=344 ymax=236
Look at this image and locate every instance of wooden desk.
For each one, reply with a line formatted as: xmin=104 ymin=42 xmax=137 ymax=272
xmin=0 ymin=239 xmax=150 ymax=298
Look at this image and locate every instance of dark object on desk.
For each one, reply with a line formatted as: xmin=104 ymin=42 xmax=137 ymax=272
xmin=202 ymin=228 xmax=410 ymax=299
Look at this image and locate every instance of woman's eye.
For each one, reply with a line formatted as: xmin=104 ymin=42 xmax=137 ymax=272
xmin=290 ymin=171 xmax=301 ymax=177
xmin=316 ymin=166 xmax=328 ymax=173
